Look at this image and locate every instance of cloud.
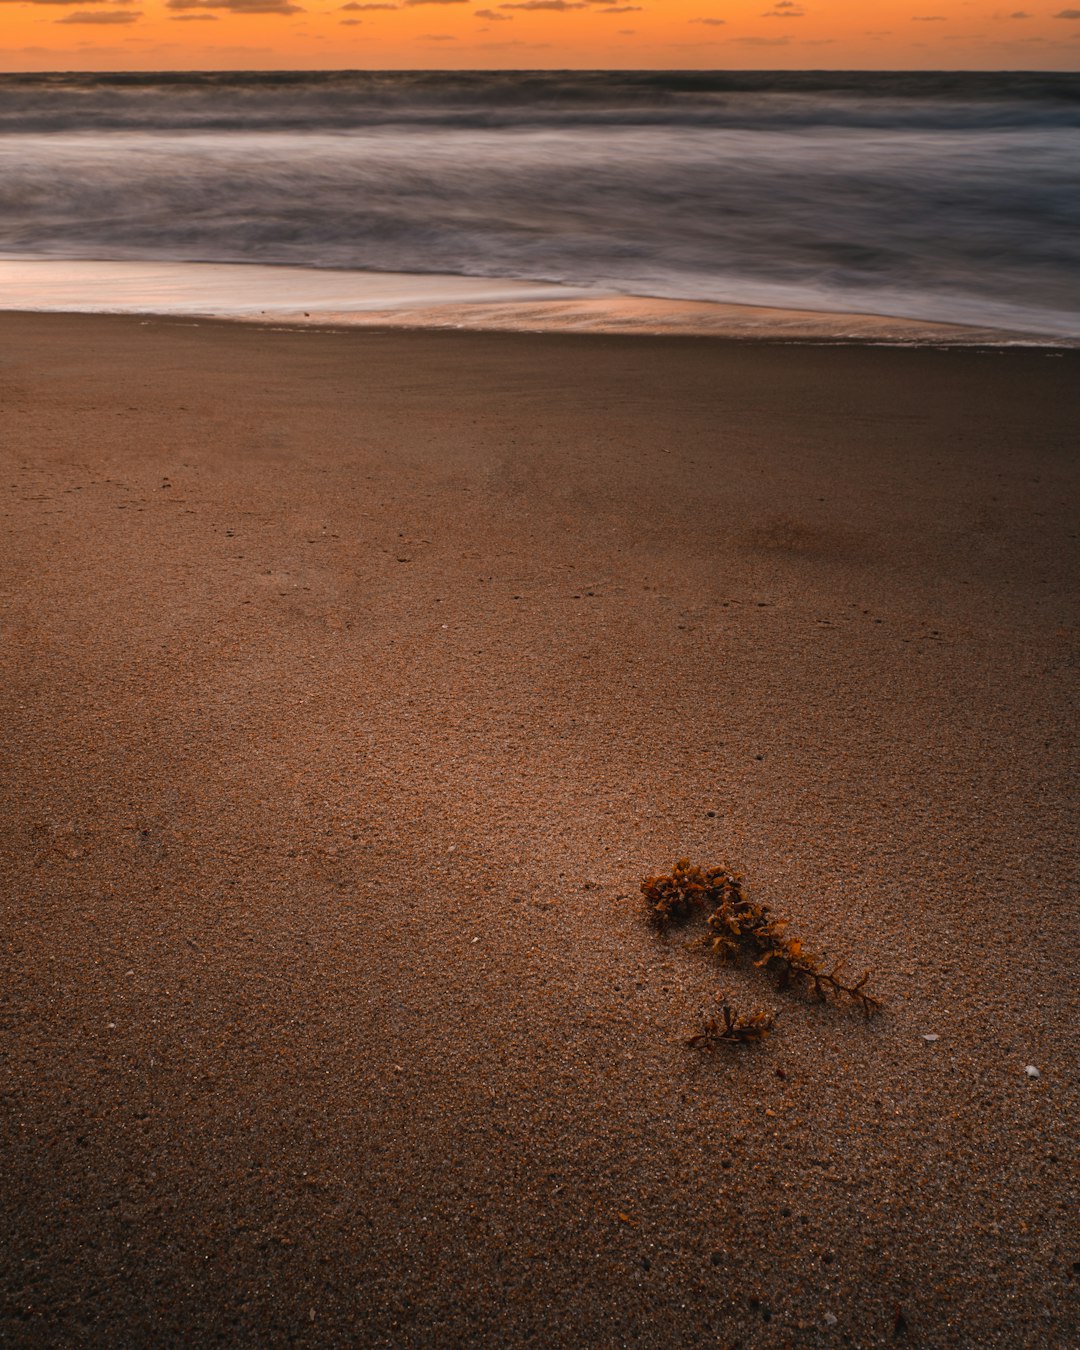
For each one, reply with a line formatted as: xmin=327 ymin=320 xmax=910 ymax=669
xmin=728 ymin=34 xmax=790 ymax=43
xmin=499 ymin=0 xmax=588 ymax=8
xmin=600 ymin=4 xmax=640 ymax=10
xmin=55 ymin=7 xmax=138 ymax=17
xmin=340 ymin=14 xmax=361 ymax=20
xmin=690 ymin=16 xmax=726 ymax=24
xmin=402 ymin=0 xmax=467 ymax=5
xmin=763 ymin=0 xmax=804 ymax=11
xmin=421 ymin=30 xmax=456 ymax=35
xmin=340 ymin=2 xmax=396 ymax=7
xmin=475 ymin=6 xmax=511 ymax=15
xmin=166 ymin=0 xmax=303 ymax=12
xmin=1052 ymin=7 xmax=1080 ymax=14
xmin=911 ymin=14 xmax=946 ymax=19
xmin=171 ymin=11 xmax=218 ymax=16
xmin=0 ymin=0 xmax=135 ymax=6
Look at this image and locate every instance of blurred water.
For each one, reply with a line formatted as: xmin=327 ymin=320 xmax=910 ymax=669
xmin=1 ymin=71 xmax=1077 ymax=337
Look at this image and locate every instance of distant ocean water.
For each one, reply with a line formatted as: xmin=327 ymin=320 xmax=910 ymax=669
xmin=1 ymin=70 xmax=1078 ymax=338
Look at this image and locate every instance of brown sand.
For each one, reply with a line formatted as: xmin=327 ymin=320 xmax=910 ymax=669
xmin=1 ymin=313 xmax=1077 ymax=1347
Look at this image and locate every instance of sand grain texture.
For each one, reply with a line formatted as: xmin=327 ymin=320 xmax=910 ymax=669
xmin=1 ymin=315 xmax=1077 ymax=1347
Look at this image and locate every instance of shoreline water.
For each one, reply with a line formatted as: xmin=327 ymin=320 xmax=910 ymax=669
xmin=2 ymin=257 xmax=1074 ymax=347
xmin=5 ymin=72 xmax=1077 ymax=347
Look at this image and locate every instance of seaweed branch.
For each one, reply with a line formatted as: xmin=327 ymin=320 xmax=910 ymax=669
xmin=686 ymin=999 xmax=776 ymax=1050
xmin=643 ymin=859 xmax=881 ymax=1019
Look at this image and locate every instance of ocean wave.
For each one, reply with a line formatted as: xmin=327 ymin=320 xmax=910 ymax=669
xmin=0 ymin=70 xmax=1078 ymax=134
xmin=1 ymin=72 xmax=1077 ymax=338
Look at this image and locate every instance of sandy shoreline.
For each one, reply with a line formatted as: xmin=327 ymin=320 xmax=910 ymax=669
xmin=3 ymin=259 xmax=1075 ymax=346
xmin=1 ymin=313 xmax=1077 ymax=1346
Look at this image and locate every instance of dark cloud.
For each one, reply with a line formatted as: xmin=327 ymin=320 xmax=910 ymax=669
xmin=690 ymin=17 xmax=726 ymax=25
xmin=1052 ymin=7 xmax=1080 ymax=15
xmin=402 ymin=0 xmax=467 ymax=5
xmin=499 ymin=1 xmax=588 ymax=9
xmin=171 ymin=11 xmax=219 ymax=16
xmin=600 ymin=4 xmax=641 ymax=11
xmin=475 ymin=7 xmax=512 ymax=16
xmin=55 ymin=7 xmax=138 ymax=17
xmin=340 ymin=2 xmax=396 ymax=7
xmin=166 ymin=0 xmax=303 ymax=12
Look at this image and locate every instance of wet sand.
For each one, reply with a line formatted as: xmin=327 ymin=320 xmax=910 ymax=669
xmin=1 ymin=313 xmax=1077 ymax=1347
xmin=1 ymin=257 xmax=1056 ymax=345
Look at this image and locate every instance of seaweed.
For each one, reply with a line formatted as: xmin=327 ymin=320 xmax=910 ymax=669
xmin=643 ymin=859 xmax=881 ymax=1027
xmin=686 ymin=999 xmax=776 ymax=1050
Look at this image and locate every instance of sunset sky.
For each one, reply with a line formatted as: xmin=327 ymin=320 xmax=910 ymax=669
xmin=2 ymin=0 xmax=1079 ymax=71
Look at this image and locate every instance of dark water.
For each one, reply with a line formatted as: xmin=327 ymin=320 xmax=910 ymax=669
xmin=2 ymin=70 xmax=1078 ymax=335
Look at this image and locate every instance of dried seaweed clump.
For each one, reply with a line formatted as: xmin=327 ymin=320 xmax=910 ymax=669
xmin=643 ymin=859 xmax=881 ymax=1019
xmin=686 ymin=1000 xmax=776 ymax=1051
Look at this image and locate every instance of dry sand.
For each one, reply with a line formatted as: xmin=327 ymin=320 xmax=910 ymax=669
xmin=1 ymin=313 xmax=1077 ymax=1347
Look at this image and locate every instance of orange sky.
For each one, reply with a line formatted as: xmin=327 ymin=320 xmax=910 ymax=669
xmin=2 ymin=0 xmax=1079 ymax=72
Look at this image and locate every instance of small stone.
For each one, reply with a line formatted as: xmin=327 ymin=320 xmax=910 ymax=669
xmin=1025 ymin=1065 xmax=1040 ymax=1079
xmin=921 ymin=1033 xmax=939 ymax=1043
xmin=823 ymin=1311 xmax=838 ymax=1327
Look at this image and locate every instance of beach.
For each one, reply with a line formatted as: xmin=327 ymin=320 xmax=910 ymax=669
xmin=1 ymin=311 xmax=1077 ymax=1346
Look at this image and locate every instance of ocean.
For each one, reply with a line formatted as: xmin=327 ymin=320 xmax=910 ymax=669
xmin=1 ymin=70 xmax=1078 ymax=338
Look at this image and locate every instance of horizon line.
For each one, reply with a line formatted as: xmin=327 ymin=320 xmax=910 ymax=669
xmin=2 ymin=65 xmax=1079 ymax=75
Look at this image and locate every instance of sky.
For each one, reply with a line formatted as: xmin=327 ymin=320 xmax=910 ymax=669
xmin=2 ymin=0 xmax=1079 ymax=72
